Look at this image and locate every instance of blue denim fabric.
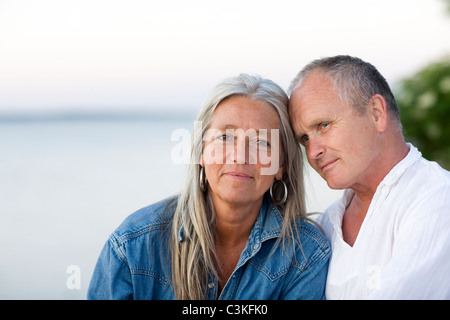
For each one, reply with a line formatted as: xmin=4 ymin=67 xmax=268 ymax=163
xmin=88 ymin=195 xmax=330 ymax=300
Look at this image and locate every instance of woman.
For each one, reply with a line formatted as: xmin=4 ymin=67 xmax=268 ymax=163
xmin=87 ymin=74 xmax=330 ymax=300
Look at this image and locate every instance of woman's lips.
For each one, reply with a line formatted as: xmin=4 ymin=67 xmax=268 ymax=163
xmin=223 ymin=171 xmax=253 ymax=180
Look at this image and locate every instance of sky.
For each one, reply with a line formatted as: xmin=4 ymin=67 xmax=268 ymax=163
xmin=0 ymin=0 xmax=449 ymax=114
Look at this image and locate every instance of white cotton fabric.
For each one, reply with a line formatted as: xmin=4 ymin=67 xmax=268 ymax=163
xmin=318 ymin=144 xmax=450 ymax=299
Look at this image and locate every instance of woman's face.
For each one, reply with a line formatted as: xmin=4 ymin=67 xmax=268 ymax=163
xmin=202 ymin=96 xmax=284 ymax=207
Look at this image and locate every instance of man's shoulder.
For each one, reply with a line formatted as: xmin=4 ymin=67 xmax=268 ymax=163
xmin=414 ymin=157 xmax=450 ymax=185
xmin=396 ymin=156 xmax=450 ymax=207
xmin=396 ymin=144 xmax=450 ymax=189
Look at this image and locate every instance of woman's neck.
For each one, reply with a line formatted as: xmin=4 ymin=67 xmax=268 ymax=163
xmin=212 ymin=196 xmax=262 ymax=248
xmin=211 ymin=196 xmax=263 ymax=297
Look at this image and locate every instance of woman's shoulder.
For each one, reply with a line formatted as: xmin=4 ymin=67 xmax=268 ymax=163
xmin=294 ymin=219 xmax=331 ymax=264
xmin=111 ymin=195 xmax=178 ymax=246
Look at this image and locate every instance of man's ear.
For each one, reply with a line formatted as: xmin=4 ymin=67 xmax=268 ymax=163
xmin=370 ymin=94 xmax=388 ymax=133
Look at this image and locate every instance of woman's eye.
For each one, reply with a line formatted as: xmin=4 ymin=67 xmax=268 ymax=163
xmin=217 ymin=134 xmax=232 ymax=142
xmin=257 ymin=139 xmax=270 ymax=147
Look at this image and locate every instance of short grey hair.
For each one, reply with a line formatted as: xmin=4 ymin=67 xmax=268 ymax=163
xmin=288 ymin=55 xmax=401 ymax=125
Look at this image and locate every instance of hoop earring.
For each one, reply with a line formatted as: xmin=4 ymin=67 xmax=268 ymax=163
xmin=270 ymin=179 xmax=288 ymax=205
xmin=199 ymin=166 xmax=207 ymax=192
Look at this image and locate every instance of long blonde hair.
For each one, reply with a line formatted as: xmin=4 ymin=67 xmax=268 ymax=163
xmin=171 ymin=74 xmax=307 ymax=299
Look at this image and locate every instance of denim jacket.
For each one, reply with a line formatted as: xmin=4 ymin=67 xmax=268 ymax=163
xmin=88 ymin=195 xmax=330 ymax=300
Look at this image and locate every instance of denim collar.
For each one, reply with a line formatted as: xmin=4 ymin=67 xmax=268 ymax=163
xmin=177 ymin=194 xmax=283 ymax=246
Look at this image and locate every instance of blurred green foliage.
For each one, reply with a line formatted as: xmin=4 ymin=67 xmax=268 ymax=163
xmin=445 ymin=0 xmax=450 ymax=13
xmin=395 ymin=57 xmax=450 ymax=169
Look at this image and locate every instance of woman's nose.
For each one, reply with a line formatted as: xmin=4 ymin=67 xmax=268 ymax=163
xmin=233 ymin=136 xmax=249 ymax=164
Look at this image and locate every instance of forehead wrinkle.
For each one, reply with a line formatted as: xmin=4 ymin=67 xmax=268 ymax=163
xmin=292 ymin=103 xmax=318 ymax=132
xmin=214 ymin=124 xmax=275 ymax=134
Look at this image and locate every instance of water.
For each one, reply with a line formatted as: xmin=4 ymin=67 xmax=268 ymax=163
xmin=0 ymin=113 xmax=342 ymax=299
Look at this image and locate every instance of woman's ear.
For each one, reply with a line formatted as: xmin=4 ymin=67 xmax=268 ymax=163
xmin=275 ymin=166 xmax=284 ymax=180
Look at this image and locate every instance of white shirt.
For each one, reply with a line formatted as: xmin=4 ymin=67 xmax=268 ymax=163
xmin=318 ymin=144 xmax=450 ymax=299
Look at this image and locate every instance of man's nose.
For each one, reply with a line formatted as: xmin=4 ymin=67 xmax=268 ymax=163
xmin=306 ymin=136 xmax=325 ymax=161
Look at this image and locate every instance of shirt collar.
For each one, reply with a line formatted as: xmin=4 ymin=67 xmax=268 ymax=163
xmin=326 ymin=143 xmax=423 ymax=233
xmin=379 ymin=143 xmax=422 ymax=187
xmin=252 ymin=194 xmax=284 ymax=242
xmin=234 ymin=194 xmax=283 ymax=264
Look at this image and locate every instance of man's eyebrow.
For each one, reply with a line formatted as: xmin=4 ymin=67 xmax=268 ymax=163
xmin=302 ymin=116 xmax=327 ymax=130
xmin=292 ymin=117 xmax=325 ymax=141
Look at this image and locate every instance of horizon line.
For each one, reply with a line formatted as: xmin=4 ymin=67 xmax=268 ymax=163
xmin=0 ymin=109 xmax=197 ymax=123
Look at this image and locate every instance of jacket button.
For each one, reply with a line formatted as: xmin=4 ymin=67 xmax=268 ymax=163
xmin=208 ymin=282 xmax=215 ymax=289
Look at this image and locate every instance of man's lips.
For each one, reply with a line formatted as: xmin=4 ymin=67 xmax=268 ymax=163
xmin=319 ymin=159 xmax=338 ymax=172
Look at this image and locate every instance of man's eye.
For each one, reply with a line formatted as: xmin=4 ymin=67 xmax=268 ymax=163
xmin=301 ymin=135 xmax=309 ymax=144
xmin=321 ymin=122 xmax=330 ymax=129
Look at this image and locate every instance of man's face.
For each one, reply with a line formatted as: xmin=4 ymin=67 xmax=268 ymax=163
xmin=289 ymin=71 xmax=380 ymax=190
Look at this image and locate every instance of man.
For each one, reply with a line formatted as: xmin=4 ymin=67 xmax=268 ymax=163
xmin=288 ymin=55 xmax=450 ymax=299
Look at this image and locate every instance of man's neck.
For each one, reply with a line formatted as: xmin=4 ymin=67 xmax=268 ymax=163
xmin=342 ymin=140 xmax=410 ymax=246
